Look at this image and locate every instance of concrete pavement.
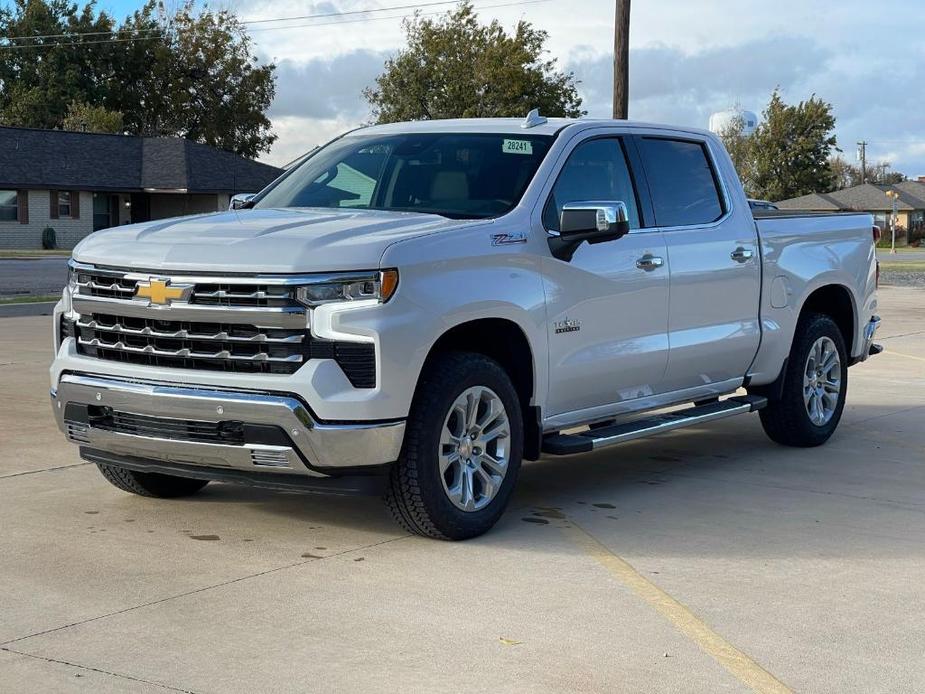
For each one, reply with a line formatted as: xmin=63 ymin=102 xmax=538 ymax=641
xmin=1 ymin=286 xmax=923 ymax=693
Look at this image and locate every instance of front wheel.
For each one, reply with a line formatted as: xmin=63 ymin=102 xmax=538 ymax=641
xmin=759 ymin=313 xmax=848 ymax=447
xmin=386 ymin=352 xmax=523 ymax=540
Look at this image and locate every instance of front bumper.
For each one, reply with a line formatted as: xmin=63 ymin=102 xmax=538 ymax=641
xmin=51 ymin=373 xmax=405 ymax=477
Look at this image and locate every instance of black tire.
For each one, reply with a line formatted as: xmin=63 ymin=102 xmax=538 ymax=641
xmin=759 ymin=313 xmax=848 ymax=447
xmin=385 ymin=352 xmax=524 ymax=540
xmin=95 ymin=463 xmax=209 ymax=498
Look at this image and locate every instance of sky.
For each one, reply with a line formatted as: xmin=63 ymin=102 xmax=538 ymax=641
xmin=26 ymin=0 xmax=925 ymax=175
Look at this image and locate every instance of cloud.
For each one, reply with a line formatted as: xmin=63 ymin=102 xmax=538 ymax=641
xmin=237 ymin=0 xmax=925 ymax=177
xmin=258 ymin=114 xmax=363 ymax=167
xmin=269 ymin=50 xmax=390 ymax=120
xmin=568 ymin=36 xmax=831 ymax=122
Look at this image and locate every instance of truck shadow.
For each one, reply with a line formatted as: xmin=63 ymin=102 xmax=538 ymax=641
xmin=501 ymin=403 xmax=925 ymax=558
xmin=155 ymin=401 xmax=923 ymax=548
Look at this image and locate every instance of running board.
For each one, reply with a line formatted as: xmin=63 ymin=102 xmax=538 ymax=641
xmin=541 ymin=395 xmax=768 ymax=456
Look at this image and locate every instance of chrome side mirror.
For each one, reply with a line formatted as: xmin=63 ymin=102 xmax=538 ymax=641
xmin=550 ymin=201 xmax=631 ymax=261
xmin=230 ymin=193 xmax=255 ymax=210
xmin=560 ymin=201 xmax=630 ymax=238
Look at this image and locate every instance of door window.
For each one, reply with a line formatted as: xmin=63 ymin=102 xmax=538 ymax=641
xmin=543 ymin=138 xmax=641 ymax=232
xmin=637 ymin=138 xmax=725 ymax=227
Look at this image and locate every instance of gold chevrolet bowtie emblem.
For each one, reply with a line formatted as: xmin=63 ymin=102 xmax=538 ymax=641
xmin=135 ymin=279 xmax=190 ymax=306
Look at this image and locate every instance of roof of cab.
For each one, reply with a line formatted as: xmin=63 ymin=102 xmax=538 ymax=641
xmin=345 ymin=117 xmax=716 ymax=139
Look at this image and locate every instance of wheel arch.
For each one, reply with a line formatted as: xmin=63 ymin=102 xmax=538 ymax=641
xmin=418 ymin=317 xmax=543 ymax=460
xmin=798 ymin=283 xmax=857 ymax=355
xmin=749 ymin=282 xmax=857 ymax=402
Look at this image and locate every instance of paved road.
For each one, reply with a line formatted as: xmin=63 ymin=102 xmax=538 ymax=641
xmin=1 ymin=286 xmax=924 ymax=692
xmin=878 ymin=249 xmax=925 ymax=262
xmin=0 ymin=257 xmax=69 ymax=299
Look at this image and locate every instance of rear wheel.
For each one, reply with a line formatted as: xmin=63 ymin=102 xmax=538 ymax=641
xmin=386 ymin=352 xmax=523 ymax=540
xmin=96 ymin=464 xmax=210 ymax=498
xmin=759 ymin=313 xmax=848 ymax=447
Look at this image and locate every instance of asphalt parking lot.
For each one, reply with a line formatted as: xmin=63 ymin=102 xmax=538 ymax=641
xmin=1 ymin=286 xmax=923 ymax=693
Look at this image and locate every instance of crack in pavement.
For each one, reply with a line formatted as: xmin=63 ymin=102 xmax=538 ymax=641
xmin=0 ymin=462 xmax=90 ymax=480
xmin=0 ymin=534 xmax=410 ymax=648
xmin=2 ymin=646 xmax=200 ymax=693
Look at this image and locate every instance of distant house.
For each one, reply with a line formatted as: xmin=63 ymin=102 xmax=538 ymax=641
xmin=776 ymin=179 xmax=925 ymax=244
xmin=0 ymin=126 xmax=283 ymax=249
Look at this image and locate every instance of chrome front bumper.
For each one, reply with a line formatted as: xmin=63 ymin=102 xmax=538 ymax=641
xmin=51 ymin=373 xmax=405 ymax=477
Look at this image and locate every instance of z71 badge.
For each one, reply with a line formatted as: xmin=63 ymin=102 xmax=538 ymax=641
xmin=491 ymin=232 xmax=528 ymax=246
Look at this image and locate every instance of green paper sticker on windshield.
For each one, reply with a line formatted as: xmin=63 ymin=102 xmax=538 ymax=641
xmin=502 ymin=139 xmax=533 ymax=155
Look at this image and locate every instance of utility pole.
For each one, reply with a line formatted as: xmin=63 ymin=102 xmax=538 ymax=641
xmin=857 ymin=141 xmax=868 ymax=184
xmin=612 ymin=0 xmax=630 ymax=119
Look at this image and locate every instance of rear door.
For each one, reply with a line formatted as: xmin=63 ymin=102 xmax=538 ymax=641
xmin=539 ymin=134 xmax=670 ymax=418
xmin=634 ymin=135 xmax=761 ymax=392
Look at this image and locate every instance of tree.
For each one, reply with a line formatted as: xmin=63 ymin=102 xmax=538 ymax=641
xmin=0 ymin=0 xmax=118 ymax=129
xmin=828 ymin=155 xmax=862 ymax=190
xmin=0 ymin=1 xmax=276 ymax=157
xmin=748 ymin=90 xmax=837 ymax=201
xmin=63 ymin=101 xmax=124 ymax=133
xmin=365 ymin=2 xmax=583 ymax=123
xmin=717 ymin=114 xmax=755 ymax=195
xmin=829 ymin=156 xmax=905 ymax=190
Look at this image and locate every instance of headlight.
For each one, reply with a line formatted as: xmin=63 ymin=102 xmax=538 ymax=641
xmin=295 ymin=269 xmax=398 ymax=307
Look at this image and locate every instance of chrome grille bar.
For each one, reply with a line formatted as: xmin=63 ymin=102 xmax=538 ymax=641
xmin=78 ymin=336 xmax=304 ymax=364
xmin=72 ymin=295 xmax=307 ymax=330
xmin=76 ymin=318 xmax=304 ymax=344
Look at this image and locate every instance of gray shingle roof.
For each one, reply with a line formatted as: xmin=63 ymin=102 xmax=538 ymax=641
xmin=777 ymin=182 xmax=925 ymax=212
xmin=774 ymin=192 xmax=842 ymax=211
xmin=0 ymin=126 xmax=282 ymax=194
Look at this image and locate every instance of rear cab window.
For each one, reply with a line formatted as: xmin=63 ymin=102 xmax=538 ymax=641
xmin=637 ymin=137 xmax=726 ymax=227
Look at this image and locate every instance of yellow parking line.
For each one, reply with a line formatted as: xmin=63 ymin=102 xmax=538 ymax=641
xmin=883 ymin=348 xmax=925 ymax=363
xmin=561 ymin=520 xmax=792 ymax=694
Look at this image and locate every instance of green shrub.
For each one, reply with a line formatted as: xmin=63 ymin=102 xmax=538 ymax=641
xmin=41 ymin=227 xmax=57 ymax=250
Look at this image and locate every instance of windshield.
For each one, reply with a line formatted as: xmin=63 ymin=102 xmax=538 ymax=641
xmin=253 ymin=132 xmax=554 ymax=220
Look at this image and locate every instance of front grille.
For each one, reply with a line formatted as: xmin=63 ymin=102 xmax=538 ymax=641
xmin=75 ymin=270 xmax=295 ymax=308
xmin=77 ymin=269 xmax=138 ymax=299
xmin=77 ymin=313 xmax=306 ymax=374
xmin=71 ymin=264 xmax=378 ymax=386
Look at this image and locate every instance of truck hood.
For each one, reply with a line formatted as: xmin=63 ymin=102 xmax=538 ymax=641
xmin=73 ymin=208 xmax=480 ymax=273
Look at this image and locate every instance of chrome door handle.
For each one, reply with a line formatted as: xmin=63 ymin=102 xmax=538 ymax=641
xmin=636 ymin=254 xmax=664 ymax=271
xmin=730 ymin=247 xmax=754 ymax=263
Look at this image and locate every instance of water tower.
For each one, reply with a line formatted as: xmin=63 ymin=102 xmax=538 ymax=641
xmin=709 ymin=107 xmax=759 ymax=136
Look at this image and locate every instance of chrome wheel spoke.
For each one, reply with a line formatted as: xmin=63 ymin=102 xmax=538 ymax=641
xmin=439 ymin=451 xmax=460 ymax=474
xmin=474 ymin=466 xmax=497 ymax=502
xmin=480 ymin=451 xmax=507 ymax=476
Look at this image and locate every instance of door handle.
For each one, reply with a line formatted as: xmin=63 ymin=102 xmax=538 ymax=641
xmin=730 ymin=247 xmax=754 ymax=263
xmin=636 ymin=254 xmax=664 ymax=271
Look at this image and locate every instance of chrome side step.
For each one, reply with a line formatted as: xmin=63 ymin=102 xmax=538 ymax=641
xmin=541 ymin=395 xmax=768 ymax=456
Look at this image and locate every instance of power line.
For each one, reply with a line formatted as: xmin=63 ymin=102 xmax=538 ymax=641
xmin=240 ymin=0 xmax=475 ymax=26
xmin=247 ymin=0 xmax=551 ymax=33
xmin=0 ymin=34 xmax=166 ymax=50
xmin=0 ymin=0 xmax=550 ymax=50
xmin=0 ymin=0 xmax=481 ymax=44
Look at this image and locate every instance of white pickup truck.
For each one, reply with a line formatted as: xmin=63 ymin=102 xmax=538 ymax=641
xmin=51 ymin=113 xmax=881 ymax=540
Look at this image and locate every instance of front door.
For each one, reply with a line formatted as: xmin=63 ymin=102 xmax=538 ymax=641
xmin=635 ymin=135 xmax=761 ymax=392
xmin=541 ymin=136 xmax=670 ymax=419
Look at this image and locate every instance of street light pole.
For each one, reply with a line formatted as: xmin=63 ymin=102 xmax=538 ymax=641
xmin=885 ymin=189 xmax=899 ymax=254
